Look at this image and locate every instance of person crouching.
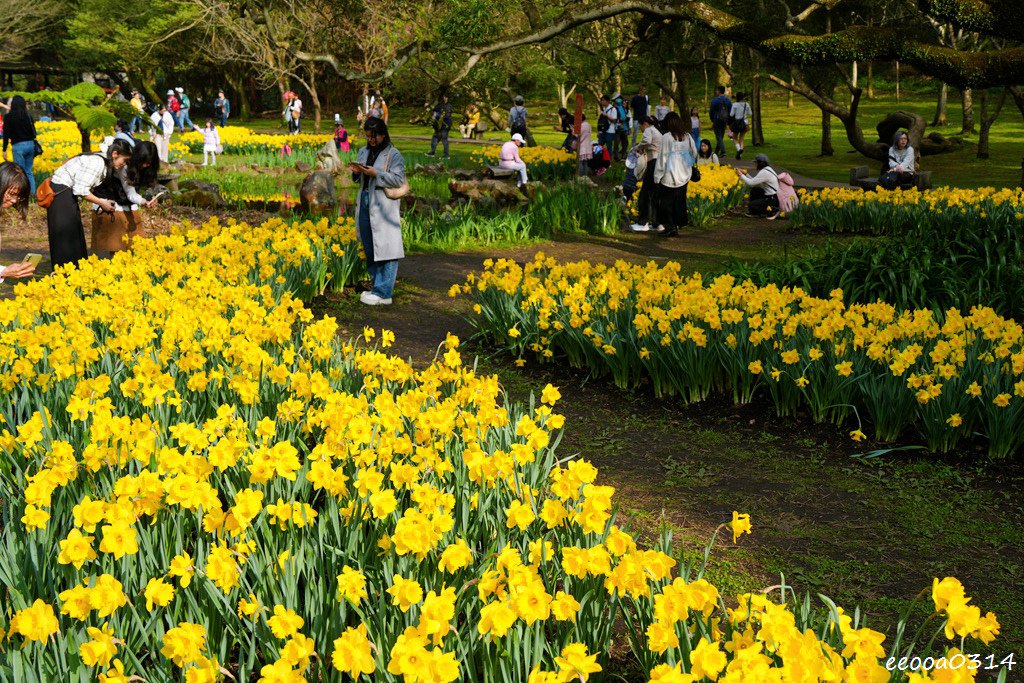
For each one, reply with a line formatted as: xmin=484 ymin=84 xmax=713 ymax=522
xmin=91 ymin=141 xmax=161 ymax=257
xmin=735 ymin=153 xmax=780 ymax=218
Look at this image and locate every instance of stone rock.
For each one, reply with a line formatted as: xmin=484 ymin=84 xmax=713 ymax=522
xmin=295 ymin=161 xmax=313 ymax=173
xmin=299 ymin=170 xmax=338 ymax=215
xmin=573 ymin=175 xmax=598 ymax=188
xmin=413 ymin=162 xmax=446 ymax=176
xmin=176 ymin=189 xmax=224 ymax=209
xmin=520 ymin=181 xmax=542 ymax=201
xmin=315 ymin=141 xmax=343 ymax=174
xmin=401 ymin=194 xmax=442 ymax=217
xmin=451 ymin=168 xmax=478 ymax=181
xmin=448 ymin=178 xmax=526 ymax=207
xmin=178 ymin=179 xmax=220 ymax=194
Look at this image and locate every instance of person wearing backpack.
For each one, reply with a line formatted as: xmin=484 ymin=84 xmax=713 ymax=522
xmin=507 ymin=96 xmax=534 ymax=146
xmin=598 ymin=95 xmax=617 ymax=152
xmin=729 ymin=92 xmax=752 ymax=159
xmin=175 ymin=87 xmax=193 ymax=132
xmin=708 ymin=85 xmax=732 ymax=158
xmin=653 ymin=112 xmax=697 ymax=237
xmin=166 ymin=90 xmax=181 ymax=129
xmin=426 ymin=93 xmax=453 ymax=159
xmin=46 ymin=139 xmax=134 ymax=268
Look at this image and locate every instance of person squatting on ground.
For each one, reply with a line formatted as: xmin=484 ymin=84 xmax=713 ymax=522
xmin=499 ymin=133 xmax=529 ymax=187
xmin=351 ymin=117 xmax=406 ymax=306
xmin=696 ymin=139 xmax=719 ymax=165
xmin=192 ymin=120 xmax=221 ymax=166
xmin=653 ymin=112 xmax=697 ymax=237
xmin=880 ymin=130 xmax=916 ymax=190
xmin=1 ymin=95 xmax=39 ymax=195
xmin=91 ymin=140 xmax=161 ymax=257
xmin=150 ymin=105 xmax=174 ymax=163
xmin=729 ymin=92 xmax=752 ymax=159
xmin=630 ymin=116 xmax=663 ymax=232
xmin=0 ymin=162 xmax=38 ymax=282
xmin=46 ymin=139 xmax=134 ymax=268
xmin=735 ymin=153 xmax=780 ymax=218
xmin=709 ymin=85 xmax=732 ymax=158
xmin=426 ymin=94 xmax=452 ymax=159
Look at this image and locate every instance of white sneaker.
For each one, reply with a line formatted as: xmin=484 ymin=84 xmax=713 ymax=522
xmin=651 ymin=225 xmax=666 ymax=233
xmin=360 ymin=291 xmax=393 ymax=305
xmin=629 ymin=223 xmax=651 ymax=232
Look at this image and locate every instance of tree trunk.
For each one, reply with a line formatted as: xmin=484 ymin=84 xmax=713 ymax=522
xmin=820 ymin=108 xmax=833 ymax=156
xmin=717 ymin=42 xmax=730 ymax=89
xmin=895 ymin=61 xmax=900 ymax=103
xmin=977 ymin=89 xmax=1007 ymax=160
xmin=306 ymin=65 xmax=322 ymax=132
xmin=932 ymin=82 xmax=948 ymax=126
xmin=867 ymin=62 xmax=873 ymax=99
xmin=960 ymin=88 xmax=975 ymax=133
xmin=752 ymin=71 xmax=764 ymax=145
xmin=851 ymin=61 xmax=858 ymax=88
xmin=79 ymin=125 xmax=91 ymax=154
xmin=226 ymin=70 xmax=251 ymax=119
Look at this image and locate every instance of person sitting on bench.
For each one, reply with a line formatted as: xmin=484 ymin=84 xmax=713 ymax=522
xmin=460 ymin=103 xmax=481 ymax=139
xmin=735 ymin=153 xmax=780 ymax=218
xmin=499 ymin=133 xmax=529 ymax=187
xmin=879 ymin=130 xmax=915 ymax=190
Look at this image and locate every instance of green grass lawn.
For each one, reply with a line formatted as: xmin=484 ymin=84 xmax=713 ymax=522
xmin=231 ymin=85 xmax=1022 ymax=188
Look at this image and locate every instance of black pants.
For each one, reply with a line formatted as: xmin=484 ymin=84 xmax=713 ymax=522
xmin=47 ymin=183 xmax=88 ymax=269
xmin=615 ymin=129 xmax=629 ymax=160
xmin=637 ymin=162 xmax=658 ymax=224
xmin=430 ymin=127 xmax=450 ymax=157
xmin=749 ymin=188 xmax=780 ymax=216
xmin=880 ymin=171 xmax=914 ymax=190
xmin=713 ymin=121 xmax=727 ymax=157
xmin=658 ymin=183 xmax=689 ymax=230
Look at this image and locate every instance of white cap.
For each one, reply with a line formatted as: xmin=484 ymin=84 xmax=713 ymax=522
xmin=175 ymin=87 xmax=184 ymax=93
xmin=167 ymin=90 xmax=174 ymax=95
xmin=511 ymin=133 xmax=525 ymax=143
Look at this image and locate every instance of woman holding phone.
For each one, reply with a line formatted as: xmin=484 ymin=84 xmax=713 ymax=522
xmin=0 ymin=162 xmax=38 ymax=281
xmin=351 ymin=117 xmax=405 ymax=305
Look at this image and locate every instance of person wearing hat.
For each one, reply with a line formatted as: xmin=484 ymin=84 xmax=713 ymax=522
xmin=499 ymin=133 xmax=529 ymax=188
xmin=150 ymin=104 xmax=175 ymax=163
xmin=175 ymin=87 xmax=193 ymax=132
xmin=507 ymin=96 xmax=534 ymax=147
xmin=612 ymin=94 xmax=630 ymax=161
xmin=735 ymin=153 xmax=780 ymax=218
xmin=166 ymin=89 xmax=181 ymax=129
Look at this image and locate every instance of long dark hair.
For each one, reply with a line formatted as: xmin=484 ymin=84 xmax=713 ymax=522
xmin=363 ymin=116 xmax=391 ymax=149
xmin=698 ymin=139 xmax=714 ymax=159
xmin=663 ymin=112 xmax=688 ymax=141
xmin=127 ymin=141 xmax=160 ymax=188
xmin=0 ymin=162 xmax=30 ymax=218
xmin=5 ymin=95 xmax=33 ymax=130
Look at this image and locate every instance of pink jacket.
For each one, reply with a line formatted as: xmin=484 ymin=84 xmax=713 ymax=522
xmin=499 ymin=140 xmax=522 ymax=166
xmin=777 ymin=171 xmax=798 ymax=212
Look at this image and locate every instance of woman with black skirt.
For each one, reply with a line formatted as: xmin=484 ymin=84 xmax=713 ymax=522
xmin=46 ymin=139 xmax=133 ymax=269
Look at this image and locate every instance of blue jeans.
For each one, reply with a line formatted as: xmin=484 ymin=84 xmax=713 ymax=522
xmin=12 ymin=140 xmax=36 ymax=194
xmin=358 ymin=191 xmax=398 ymax=299
xmin=691 ymin=127 xmax=700 ymax=151
xmin=179 ymin=108 xmax=193 ymax=130
xmin=219 ymin=114 xmax=228 ymax=128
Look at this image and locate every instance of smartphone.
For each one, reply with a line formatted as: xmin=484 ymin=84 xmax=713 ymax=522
xmin=22 ymin=253 xmax=42 ymax=267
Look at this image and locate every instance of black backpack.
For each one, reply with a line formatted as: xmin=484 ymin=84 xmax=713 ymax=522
xmin=597 ymin=113 xmax=610 ymax=133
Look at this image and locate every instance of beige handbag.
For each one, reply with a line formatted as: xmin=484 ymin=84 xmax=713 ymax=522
xmin=380 ymin=148 xmax=410 ymax=200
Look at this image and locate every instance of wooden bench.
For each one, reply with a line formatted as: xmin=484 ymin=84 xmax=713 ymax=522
xmin=850 ymin=166 xmax=932 ymax=191
xmin=484 ymin=165 xmax=517 ymax=180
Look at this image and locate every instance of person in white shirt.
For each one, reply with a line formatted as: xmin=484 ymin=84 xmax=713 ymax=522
xmin=630 ymin=116 xmax=664 ymax=231
xmin=599 ymin=95 xmax=618 ymax=150
xmin=652 ymin=112 xmax=697 ymax=236
xmin=729 ymin=92 xmax=752 ymax=159
xmin=696 ymin=138 xmax=719 ymax=165
xmin=150 ymin=105 xmax=174 ymax=163
xmin=47 ymin=139 xmax=133 ymax=268
xmin=287 ymin=94 xmax=303 ymax=135
xmin=735 ymin=153 xmax=780 ymax=217
xmin=192 ymin=119 xmax=222 ymax=166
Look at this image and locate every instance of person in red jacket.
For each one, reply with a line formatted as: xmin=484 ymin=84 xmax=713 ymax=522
xmin=166 ymin=90 xmax=181 ymax=128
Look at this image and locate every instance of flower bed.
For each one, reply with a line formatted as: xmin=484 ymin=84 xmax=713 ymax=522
xmin=179 ymin=126 xmax=334 ymax=156
xmin=0 ymin=220 xmax=1003 ymax=681
xmin=456 ymin=256 xmax=1024 ymax=459
xmin=471 ymin=145 xmax=577 ymax=181
xmin=34 ymin=122 xmax=190 ymax=176
xmin=626 ymin=164 xmax=746 ymax=228
xmin=791 ymin=186 xmax=1024 ymax=235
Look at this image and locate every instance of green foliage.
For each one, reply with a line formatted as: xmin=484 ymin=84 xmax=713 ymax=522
xmin=70 ymin=105 xmax=117 ymax=132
